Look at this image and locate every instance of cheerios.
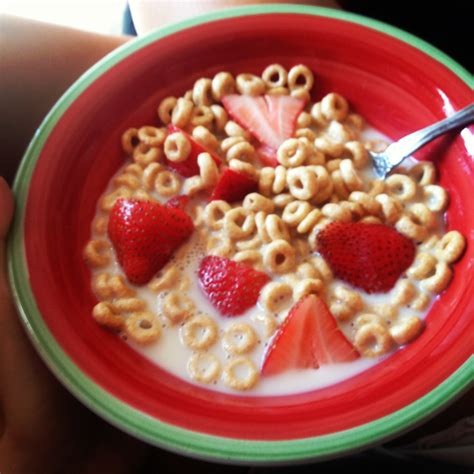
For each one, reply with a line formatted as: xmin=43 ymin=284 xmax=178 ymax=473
xmin=390 ymin=316 xmax=423 ymax=345
xmin=181 ymin=314 xmax=218 ymax=350
xmin=263 ymin=239 xmax=296 ymax=274
xmin=83 ymin=239 xmax=111 ymax=267
xmin=222 ymin=323 xmax=257 ymax=355
xmin=288 ymin=64 xmax=314 ymax=92
xmin=188 ymin=353 xmax=221 ymax=384
xmin=92 ymin=302 xmax=125 ymax=330
xmin=262 ymin=64 xmax=288 ymax=88
xmin=223 ymin=357 xmax=258 ymax=390
xmin=162 ymin=291 xmax=195 ymax=324
xmin=354 ymin=323 xmax=393 ymax=358
xmin=125 ymin=312 xmax=161 ymax=345
xmin=236 ymin=73 xmax=266 ymax=96
xmin=259 ymin=281 xmax=293 ymax=313
xmin=434 ymin=231 xmax=465 ymax=263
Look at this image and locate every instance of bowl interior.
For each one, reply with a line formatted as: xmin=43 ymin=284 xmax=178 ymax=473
xmin=13 ymin=6 xmax=474 ymax=461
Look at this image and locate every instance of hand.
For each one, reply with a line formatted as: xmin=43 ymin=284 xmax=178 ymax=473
xmin=0 ymin=177 xmax=151 ymax=474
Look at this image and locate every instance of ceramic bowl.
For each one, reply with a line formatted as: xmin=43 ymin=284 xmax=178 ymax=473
xmin=9 ymin=5 xmax=473 ymax=465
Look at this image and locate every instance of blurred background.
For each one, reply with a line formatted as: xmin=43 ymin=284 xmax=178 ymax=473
xmin=1 ymin=0 xmax=472 ymax=72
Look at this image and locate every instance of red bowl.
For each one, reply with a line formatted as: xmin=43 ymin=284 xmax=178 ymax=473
xmin=9 ymin=5 xmax=473 ymax=464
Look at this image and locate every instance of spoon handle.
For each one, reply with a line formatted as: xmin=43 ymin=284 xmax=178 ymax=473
xmin=383 ymin=103 xmax=474 ymax=168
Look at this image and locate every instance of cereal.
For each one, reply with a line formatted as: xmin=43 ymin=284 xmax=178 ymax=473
xmin=222 ymin=357 xmax=258 ymax=390
xmin=181 ymin=315 xmax=218 ymax=350
xmin=222 ymin=323 xmax=258 ymax=355
xmin=125 ymin=312 xmax=161 ymax=345
xmin=188 ymin=353 xmax=221 ymax=384
xmin=86 ymin=63 xmax=464 ymax=395
xmin=212 ymin=72 xmax=235 ymax=102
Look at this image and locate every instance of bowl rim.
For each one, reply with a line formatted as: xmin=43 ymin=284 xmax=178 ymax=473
xmin=8 ymin=3 xmax=474 ymax=465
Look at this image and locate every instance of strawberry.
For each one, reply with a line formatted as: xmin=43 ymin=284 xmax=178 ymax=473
xmin=222 ymin=94 xmax=305 ymax=150
xmin=317 ymin=222 xmax=415 ymax=294
xmin=209 ymin=168 xmax=258 ymax=203
xmin=164 ymin=194 xmax=189 ymax=211
xmin=256 ymin=144 xmax=279 ymax=168
xmin=108 ymin=199 xmax=194 ymax=285
xmin=198 ymin=256 xmax=270 ymax=317
xmin=164 ymin=124 xmax=221 ymax=177
xmin=261 ymin=295 xmax=359 ymax=377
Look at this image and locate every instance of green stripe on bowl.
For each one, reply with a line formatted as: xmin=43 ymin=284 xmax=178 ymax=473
xmin=8 ymin=4 xmax=474 ymax=464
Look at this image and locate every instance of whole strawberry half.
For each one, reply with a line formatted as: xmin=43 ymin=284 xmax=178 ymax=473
xmin=317 ymin=222 xmax=415 ymax=293
xmin=209 ymin=168 xmax=258 ymax=203
xmin=262 ymin=295 xmax=359 ymax=377
xmin=108 ymin=199 xmax=194 ymax=285
xmin=198 ymin=256 xmax=270 ymax=317
xmin=164 ymin=124 xmax=221 ymax=177
xmin=222 ymin=94 xmax=305 ymax=163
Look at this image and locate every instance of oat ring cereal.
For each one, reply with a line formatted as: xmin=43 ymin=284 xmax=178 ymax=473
xmin=389 ymin=316 xmax=423 ymax=345
xmin=277 ymin=138 xmax=309 ymax=167
xmin=155 ymin=170 xmax=181 ymax=196
xmin=263 ymin=239 xmax=296 ymax=274
xmin=83 ymin=239 xmax=111 ymax=268
xmin=133 ymin=142 xmax=162 ymax=167
xmin=187 ymin=353 xmax=221 ymax=384
xmin=164 ymin=132 xmax=191 ymax=163
xmin=354 ymin=322 xmax=393 ymax=358
xmin=288 ymin=64 xmax=314 ymax=92
xmin=223 ymin=207 xmax=256 ymax=239
xmin=121 ymin=127 xmax=139 ymax=154
xmin=262 ymin=64 xmax=288 ymax=89
xmin=157 ymin=96 xmax=177 ymax=125
xmin=259 ymin=281 xmax=293 ymax=313
xmin=223 ymin=357 xmax=258 ymax=390
xmin=101 ymin=187 xmax=136 ymax=212
xmin=409 ymin=161 xmax=436 ymax=186
xmin=236 ymin=73 xmax=266 ymax=96
xmin=204 ymin=200 xmax=232 ymax=230
xmin=163 ymin=291 xmax=195 ymax=324
xmin=138 ymin=126 xmax=166 ymax=147
xmin=287 ymin=167 xmax=318 ymax=200
xmin=125 ymin=311 xmax=161 ymax=345
xmin=92 ymin=302 xmax=125 ymax=330
xmin=222 ymin=323 xmax=258 ymax=355
xmin=181 ymin=315 xmax=218 ymax=351
xmin=385 ymin=174 xmax=417 ymax=202
xmin=321 ymin=92 xmax=349 ymax=121
xmin=434 ymin=231 xmax=465 ymax=263
xmin=212 ymin=72 xmax=235 ymax=102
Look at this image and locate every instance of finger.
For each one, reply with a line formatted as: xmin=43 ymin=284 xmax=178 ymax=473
xmin=0 ymin=176 xmax=14 ymax=278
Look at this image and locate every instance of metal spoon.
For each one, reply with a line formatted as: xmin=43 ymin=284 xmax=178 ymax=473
xmin=371 ymin=103 xmax=474 ymax=179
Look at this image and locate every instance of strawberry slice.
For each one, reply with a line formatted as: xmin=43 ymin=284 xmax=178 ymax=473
xmin=222 ymin=94 xmax=305 ymax=151
xmin=317 ymin=222 xmax=415 ymax=294
xmin=198 ymin=256 xmax=270 ymax=317
xmin=164 ymin=195 xmax=189 ymax=211
xmin=164 ymin=125 xmax=220 ymax=177
xmin=262 ymin=295 xmax=359 ymax=376
xmin=256 ymin=144 xmax=279 ymax=168
xmin=108 ymin=199 xmax=194 ymax=285
xmin=209 ymin=168 xmax=258 ymax=203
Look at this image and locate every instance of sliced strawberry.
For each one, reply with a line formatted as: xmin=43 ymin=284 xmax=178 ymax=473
xmin=164 ymin=195 xmax=189 ymax=211
xmin=256 ymin=144 xmax=279 ymax=168
xmin=261 ymin=295 xmax=359 ymax=376
xmin=164 ymin=125 xmax=221 ymax=177
xmin=317 ymin=222 xmax=415 ymax=294
xmin=198 ymin=256 xmax=270 ymax=317
xmin=108 ymin=199 xmax=194 ymax=285
xmin=209 ymin=168 xmax=258 ymax=203
xmin=222 ymin=94 xmax=305 ymax=150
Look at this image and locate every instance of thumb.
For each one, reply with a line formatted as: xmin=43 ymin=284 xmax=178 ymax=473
xmin=0 ymin=176 xmax=15 ymax=277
